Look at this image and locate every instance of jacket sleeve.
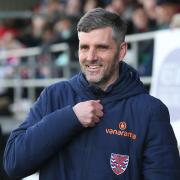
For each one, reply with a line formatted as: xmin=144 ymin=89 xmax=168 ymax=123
xmin=143 ymin=102 xmax=180 ymax=179
xmin=3 ymin=87 xmax=83 ymax=178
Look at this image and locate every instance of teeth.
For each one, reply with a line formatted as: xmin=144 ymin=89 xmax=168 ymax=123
xmin=88 ymin=65 xmax=99 ymax=69
xmin=87 ymin=65 xmax=101 ymax=68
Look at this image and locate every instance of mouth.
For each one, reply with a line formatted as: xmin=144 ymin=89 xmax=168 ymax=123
xmin=85 ymin=64 xmax=102 ymax=72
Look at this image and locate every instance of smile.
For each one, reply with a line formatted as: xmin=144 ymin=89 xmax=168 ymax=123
xmin=87 ymin=65 xmax=101 ymax=68
xmin=86 ymin=65 xmax=102 ymax=72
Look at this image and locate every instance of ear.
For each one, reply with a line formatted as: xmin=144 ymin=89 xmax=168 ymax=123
xmin=118 ymin=42 xmax=128 ymax=61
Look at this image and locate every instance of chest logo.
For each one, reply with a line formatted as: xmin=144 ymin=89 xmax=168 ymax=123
xmin=110 ymin=153 xmax=129 ymax=175
xmin=106 ymin=121 xmax=137 ymax=140
xmin=119 ymin=121 xmax=127 ymax=130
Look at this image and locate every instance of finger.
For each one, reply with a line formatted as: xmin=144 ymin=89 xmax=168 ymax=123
xmin=95 ymin=110 xmax=104 ymax=117
xmin=93 ymin=115 xmax=101 ymax=123
xmin=94 ymin=100 xmax=103 ymax=110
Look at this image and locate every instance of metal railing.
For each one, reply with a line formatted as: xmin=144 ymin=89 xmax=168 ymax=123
xmin=0 ymin=31 xmax=156 ymax=103
xmin=0 ymin=43 xmax=71 ymax=102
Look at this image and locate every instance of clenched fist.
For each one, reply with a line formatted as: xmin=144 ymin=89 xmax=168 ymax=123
xmin=73 ymin=100 xmax=103 ymax=127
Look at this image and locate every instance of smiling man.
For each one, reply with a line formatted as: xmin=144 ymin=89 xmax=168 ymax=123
xmin=4 ymin=8 xmax=180 ymax=180
xmin=78 ymin=27 xmax=126 ymax=90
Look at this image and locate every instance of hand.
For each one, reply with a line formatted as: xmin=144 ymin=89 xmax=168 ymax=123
xmin=73 ymin=100 xmax=103 ymax=128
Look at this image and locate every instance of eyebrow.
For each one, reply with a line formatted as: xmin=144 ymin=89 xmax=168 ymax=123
xmin=79 ymin=44 xmax=89 ymax=49
xmin=79 ymin=43 xmax=110 ymax=48
xmin=96 ymin=44 xmax=109 ymax=48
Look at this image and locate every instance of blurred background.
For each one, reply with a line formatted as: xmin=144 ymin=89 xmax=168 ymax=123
xmin=0 ymin=0 xmax=180 ymax=179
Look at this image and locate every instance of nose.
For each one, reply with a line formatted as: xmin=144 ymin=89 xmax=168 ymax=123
xmin=86 ymin=48 xmax=97 ymax=61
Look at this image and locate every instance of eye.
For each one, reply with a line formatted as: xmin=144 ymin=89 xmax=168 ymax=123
xmin=79 ymin=45 xmax=89 ymax=51
xmin=97 ymin=45 xmax=109 ymax=51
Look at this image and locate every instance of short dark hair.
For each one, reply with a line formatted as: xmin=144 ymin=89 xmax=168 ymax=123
xmin=77 ymin=8 xmax=127 ymax=44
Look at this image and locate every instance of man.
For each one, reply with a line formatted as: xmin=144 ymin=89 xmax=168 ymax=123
xmin=4 ymin=8 xmax=180 ymax=179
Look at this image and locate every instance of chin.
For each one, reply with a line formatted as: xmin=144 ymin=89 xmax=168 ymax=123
xmin=87 ymin=78 xmax=98 ymax=83
xmin=86 ymin=74 xmax=97 ymax=80
xmin=87 ymin=78 xmax=102 ymax=85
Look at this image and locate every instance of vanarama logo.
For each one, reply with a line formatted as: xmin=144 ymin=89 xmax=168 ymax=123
xmin=106 ymin=121 xmax=137 ymax=140
xmin=119 ymin=121 xmax=127 ymax=130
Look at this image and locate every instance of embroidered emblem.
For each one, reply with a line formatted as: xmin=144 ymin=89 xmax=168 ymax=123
xmin=110 ymin=153 xmax=129 ymax=175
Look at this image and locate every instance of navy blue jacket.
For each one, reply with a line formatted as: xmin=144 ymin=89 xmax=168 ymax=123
xmin=4 ymin=62 xmax=180 ymax=179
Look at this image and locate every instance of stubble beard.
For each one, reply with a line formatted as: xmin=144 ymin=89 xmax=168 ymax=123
xmin=81 ymin=57 xmax=119 ymax=90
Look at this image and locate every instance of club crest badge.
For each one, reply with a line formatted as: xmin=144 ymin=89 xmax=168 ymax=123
xmin=110 ymin=153 xmax=129 ymax=175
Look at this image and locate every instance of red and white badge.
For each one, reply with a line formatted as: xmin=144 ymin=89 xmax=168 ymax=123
xmin=110 ymin=153 xmax=129 ymax=175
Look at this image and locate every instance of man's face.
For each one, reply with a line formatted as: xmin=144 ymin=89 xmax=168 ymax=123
xmin=78 ymin=27 xmax=122 ymax=90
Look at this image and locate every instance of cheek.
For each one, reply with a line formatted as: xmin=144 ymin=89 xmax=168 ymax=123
xmin=78 ymin=53 xmax=85 ymax=62
xmin=103 ymin=54 xmax=117 ymax=64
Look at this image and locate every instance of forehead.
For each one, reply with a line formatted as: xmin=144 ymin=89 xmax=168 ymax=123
xmin=78 ymin=27 xmax=115 ymax=44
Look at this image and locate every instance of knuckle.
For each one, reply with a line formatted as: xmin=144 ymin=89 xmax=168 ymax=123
xmin=89 ymin=113 xmax=94 ymax=120
xmin=89 ymin=106 xmax=95 ymax=113
xmin=89 ymin=100 xmax=95 ymax=106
